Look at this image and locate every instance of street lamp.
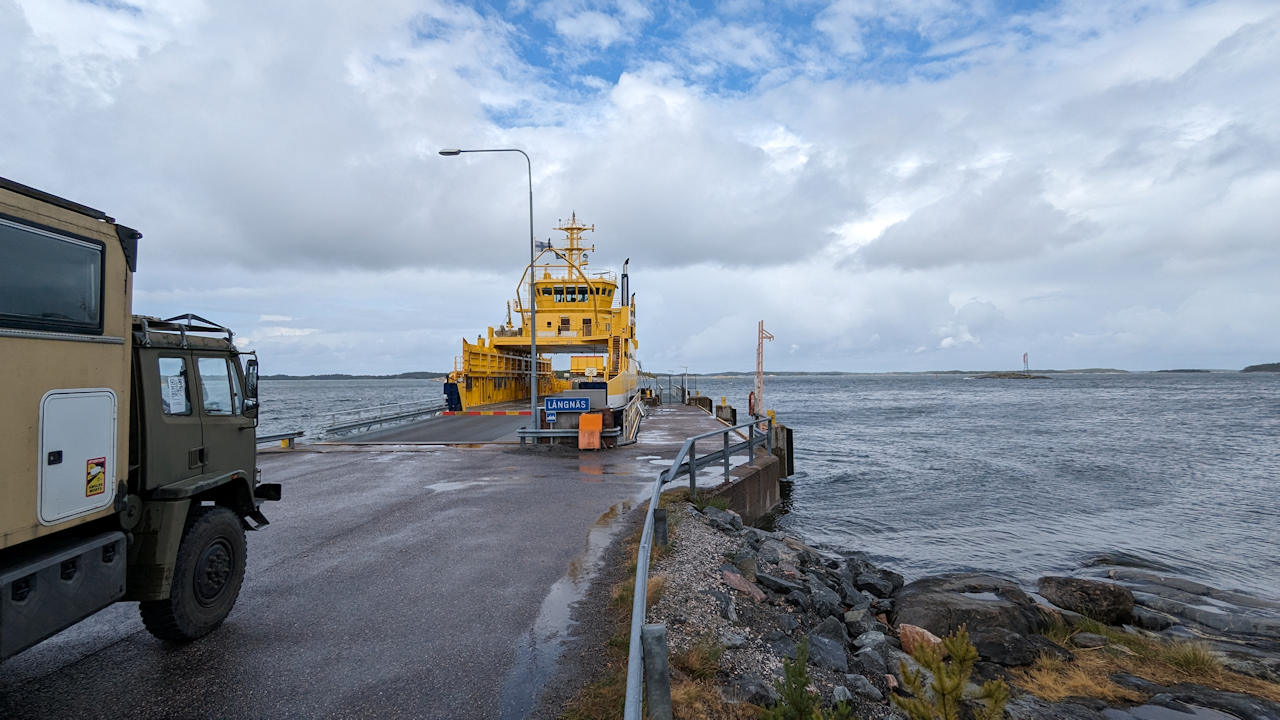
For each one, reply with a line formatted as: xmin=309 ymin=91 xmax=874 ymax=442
xmin=439 ymin=147 xmax=539 ymax=426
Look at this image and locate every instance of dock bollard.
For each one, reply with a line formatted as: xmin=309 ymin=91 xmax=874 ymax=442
xmin=654 ymin=509 xmax=668 ymax=548
xmin=641 ymin=624 xmax=673 ymax=720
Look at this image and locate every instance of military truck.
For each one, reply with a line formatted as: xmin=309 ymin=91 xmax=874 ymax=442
xmin=0 ymin=177 xmax=279 ymax=661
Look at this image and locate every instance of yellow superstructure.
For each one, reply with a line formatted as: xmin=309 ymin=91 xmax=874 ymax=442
xmin=447 ymin=213 xmax=638 ymax=410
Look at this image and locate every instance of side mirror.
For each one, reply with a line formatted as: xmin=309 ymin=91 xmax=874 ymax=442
xmin=243 ymin=358 xmax=259 ymax=418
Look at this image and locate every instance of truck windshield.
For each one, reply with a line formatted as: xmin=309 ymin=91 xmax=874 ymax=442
xmin=0 ymin=217 xmax=103 ymax=334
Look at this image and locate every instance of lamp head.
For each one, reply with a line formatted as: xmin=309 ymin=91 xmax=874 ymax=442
xmin=438 ymin=148 xmax=462 ymax=156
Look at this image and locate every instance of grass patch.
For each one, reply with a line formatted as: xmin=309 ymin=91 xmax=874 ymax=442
xmin=672 ymin=636 xmax=725 ymax=682
xmin=693 ymin=494 xmax=731 ymax=513
xmin=1013 ymin=617 xmax=1280 ymax=704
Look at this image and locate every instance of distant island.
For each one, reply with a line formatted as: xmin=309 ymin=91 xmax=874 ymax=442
xmin=686 ymin=368 xmax=1127 ymax=377
xmin=1156 ymin=369 xmax=1211 ymax=373
xmin=1242 ymin=362 xmax=1280 ymax=373
xmin=973 ymin=372 xmax=1051 ymax=380
xmin=261 ymin=371 xmax=448 ymax=380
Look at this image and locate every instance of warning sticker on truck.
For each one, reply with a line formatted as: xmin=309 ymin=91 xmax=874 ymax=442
xmin=86 ymin=457 xmax=106 ymax=496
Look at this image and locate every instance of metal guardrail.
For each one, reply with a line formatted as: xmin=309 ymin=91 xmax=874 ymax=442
xmin=322 ymin=399 xmax=446 ymax=437
xmin=256 ymin=430 xmax=304 ymax=446
xmin=622 ymin=414 xmax=774 ymax=720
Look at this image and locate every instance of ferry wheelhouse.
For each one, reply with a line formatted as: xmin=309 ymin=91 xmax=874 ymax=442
xmin=444 ymin=213 xmax=638 ymax=411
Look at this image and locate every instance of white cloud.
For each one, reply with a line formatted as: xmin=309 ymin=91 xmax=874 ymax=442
xmin=1 ymin=0 xmax=1277 ymax=374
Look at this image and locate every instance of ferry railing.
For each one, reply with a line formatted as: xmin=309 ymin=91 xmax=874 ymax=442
xmin=619 ymin=394 xmax=646 ymax=445
xmin=623 ymin=414 xmax=774 ymax=720
xmin=322 ymin=399 xmax=446 ymax=438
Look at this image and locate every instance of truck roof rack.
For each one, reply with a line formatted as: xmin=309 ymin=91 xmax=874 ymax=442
xmin=135 ymin=314 xmax=234 ymax=348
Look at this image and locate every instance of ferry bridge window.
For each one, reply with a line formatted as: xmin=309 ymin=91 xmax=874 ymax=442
xmin=578 ymin=286 xmax=589 ymax=302
xmin=0 ymin=217 xmax=103 ymax=334
xmin=554 ymin=286 xmax=564 ymax=303
xmin=541 ymin=288 xmax=553 ymax=296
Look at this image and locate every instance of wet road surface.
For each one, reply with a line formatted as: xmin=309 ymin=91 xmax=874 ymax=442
xmin=0 ymin=404 xmax=722 ymax=719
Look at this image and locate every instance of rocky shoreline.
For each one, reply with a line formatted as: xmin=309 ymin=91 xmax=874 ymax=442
xmin=646 ymin=502 xmax=1280 ymax=719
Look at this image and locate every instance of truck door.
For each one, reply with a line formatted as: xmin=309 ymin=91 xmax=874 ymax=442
xmin=191 ymin=353 xmax=254 ymax=479
xmin=139 ymin=350 xmax=205 ymax=489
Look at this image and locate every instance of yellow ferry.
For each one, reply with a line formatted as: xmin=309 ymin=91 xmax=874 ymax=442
xmin=444 ymin=213 xmax=639 ymax=411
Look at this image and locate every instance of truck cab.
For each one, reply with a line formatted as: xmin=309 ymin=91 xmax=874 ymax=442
xmin=0 ymin=177 xmax=277 ymax=661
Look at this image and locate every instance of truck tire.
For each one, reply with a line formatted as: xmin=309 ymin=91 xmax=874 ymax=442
xmin=140 ymin=505 xmax=246 ymax=642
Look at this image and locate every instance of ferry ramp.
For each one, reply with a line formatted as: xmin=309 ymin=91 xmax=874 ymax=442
xmin=0 ymin=404 xmax=727 ymax=720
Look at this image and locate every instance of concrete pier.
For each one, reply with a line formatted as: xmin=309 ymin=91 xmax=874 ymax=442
xmin=0 ymin=404 xmax=744 ymax=720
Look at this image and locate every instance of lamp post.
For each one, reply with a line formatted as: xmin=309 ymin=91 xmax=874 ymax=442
xmin=439 ymin=148 xmax=539 ymax=425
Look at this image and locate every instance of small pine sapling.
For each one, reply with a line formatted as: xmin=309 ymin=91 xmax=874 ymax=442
xmin=764 ymin=639 xmax=857 ymax=720
xmin=890 ymin=626 xmax=1009 ymax=720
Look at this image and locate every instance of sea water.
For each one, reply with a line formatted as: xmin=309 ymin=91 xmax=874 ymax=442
xmin=259 ymin=372 xmax=1280 ymax=601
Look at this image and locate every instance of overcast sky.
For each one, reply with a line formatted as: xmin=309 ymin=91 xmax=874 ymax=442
xmin=3 ymin=0 xmax=1277 ymax=373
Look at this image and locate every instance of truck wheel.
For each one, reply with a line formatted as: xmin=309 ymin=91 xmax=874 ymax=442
xmin=140 ymin=505 xmax=246 ymax=642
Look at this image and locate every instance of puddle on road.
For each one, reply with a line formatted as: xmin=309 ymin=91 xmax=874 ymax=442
xmin=497 ymin=502 xmax=633 ymax=719
xmin=424 ymin=480 xmax=491 ymax=492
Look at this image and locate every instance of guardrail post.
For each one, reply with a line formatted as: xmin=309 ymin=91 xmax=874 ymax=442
xmin=641 ymin=624 xmax=673 ymax=720
xmin=748 ymin=422 xmax=755 ymax=456
xmin=654 ymin=508 xmax=668 ymax=548
xmin=767 ymin=417 xmax=774 ymax=453
xmin=722 ymin=432 xmax=730 ymax=479
xmin=688 ymin=440 xmax=697 ymax=501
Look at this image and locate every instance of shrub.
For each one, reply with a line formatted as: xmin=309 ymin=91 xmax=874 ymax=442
xmin=891 ymin=625 xmax=1009 ymax=720
xmin=763 ymin=639 xmax=857 ymax=720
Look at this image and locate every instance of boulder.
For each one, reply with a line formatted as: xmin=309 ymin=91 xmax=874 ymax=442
xmin=758 ymin=538 xmax=798 ymax=565
xmin=1072 ymin=632 xmax=1108 ymax=649
xmin=841 ymin=554 xmax=904 ymax=599
xmin=845 ymin=674 xmax=883 ymax=701
xmin=729 ymin=548 xmax=758 ymax=581
xmin=814 ymin=615 xmax=850 ymax=646
xmin=853 ymin=630 xmax=886 ymax=651
xmin=729 ymin=675 xmax=780 ymax=706
xmin=720 ymin=629 xmax=749 ymax=649
xmin=808 ymin=573 xmax=844 ymax=618
xmin=970 ymin=627 xmax=1039 ymax=666
xmin=844 ymin=608 xmax=875 ymax=637
xmin=871 ymin=597 xmax=895 ymax=615
xmin=785 ymin=590 xmax=810 ymax=610
xmin=898 ymin=623 xmax=944 ymax=657
xmin=771 ymin=636 xmax=798 ymax=660
xmin=807 ymin=618 xmax=850 ymax=673
xmin=892 ymin=573 xmax=1050 ymax=638
xmin=757 ymin=572 xmax=803 ymax=595
xmin=1027 ymin=634 xmax=1074 ymax=662
xmin=776 ymin=613 xmax=799 ymax=633
xmin=782 ymin=537 xmax=823 ymax=567
xmin=722 ymin=569 xmax=766 ymax=602
xmin=832 ymin=685 xmax=853 ymax=704
xmin=856 ymin=573 xmax=896 ymax=598
xmin=1038 ymin=576 xmax=1134 ymax=625
xmin=703 ymin=506 xmax=743 ymax=533
xmin=703 ymin=589 xmax=739 ymax=622
xmin=851 ymin=646 xmax=887 ymax=677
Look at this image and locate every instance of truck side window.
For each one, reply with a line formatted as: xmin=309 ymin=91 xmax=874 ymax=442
xmin=0 ymin=217 xmax=104 ymax=334
xmin=158 ymin=357 xmax=191 ymax=415
xmin=196 ymin=357 xmax=236 ymax=415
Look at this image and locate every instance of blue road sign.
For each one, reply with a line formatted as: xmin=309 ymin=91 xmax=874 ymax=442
xmin=545 ymin=410 xmax=557 ymax=423
xmin=545 ymin=396 xmax=590 ymax=412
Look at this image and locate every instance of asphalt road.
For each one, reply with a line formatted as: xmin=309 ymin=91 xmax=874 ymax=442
xmin=0 ymin=404 xmax=720 ymax=719
xmin=353 ymin=414 xmax=528 ymax=443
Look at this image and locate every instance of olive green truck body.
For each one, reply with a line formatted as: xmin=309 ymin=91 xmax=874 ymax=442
xmin=0 ymin=177 xmax=278 ymax=661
